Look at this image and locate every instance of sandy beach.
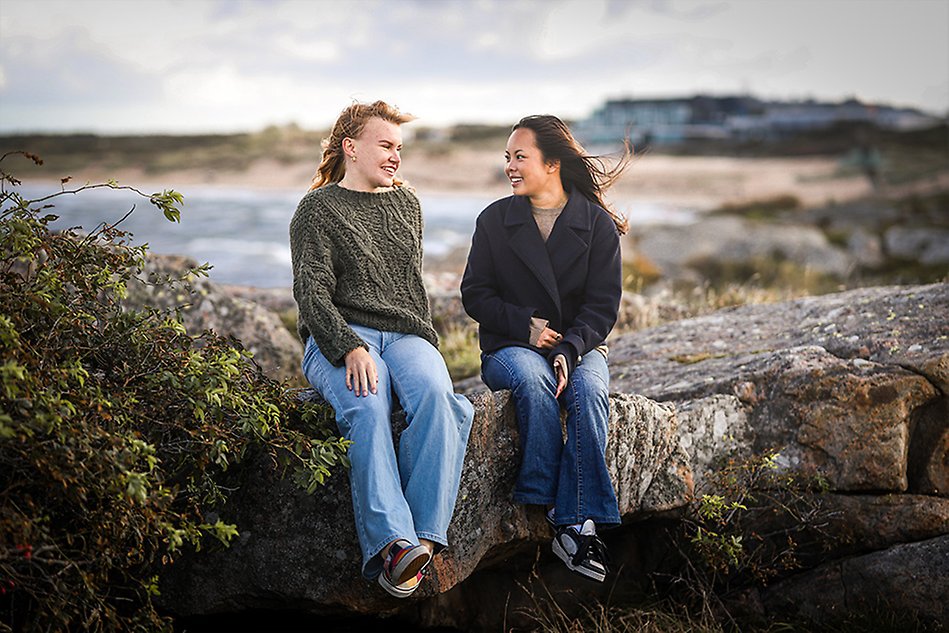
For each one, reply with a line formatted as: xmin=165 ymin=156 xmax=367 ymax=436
xmin=16 ymin=149 xmax=904 ymax=211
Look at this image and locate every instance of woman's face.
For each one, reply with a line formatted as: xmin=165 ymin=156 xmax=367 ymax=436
xmin=504 ymin=128 xmax=558 ymax=199
xmin=345 ymin=117 xmax=403 ymax=191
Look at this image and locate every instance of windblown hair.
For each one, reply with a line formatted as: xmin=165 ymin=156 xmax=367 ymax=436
xmin=513 ymin=114 xmax=631 ymax=235
xmin=309 ymin=100 xmax=416 ymax=191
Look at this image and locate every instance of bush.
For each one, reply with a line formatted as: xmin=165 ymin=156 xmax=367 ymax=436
xmin=663 ymin=451 xmax=834 ymax=627
xmin=711 ymin=194 xmax=801 ymax=219
xmin=0 ymin=152 xmax=349 ymax=631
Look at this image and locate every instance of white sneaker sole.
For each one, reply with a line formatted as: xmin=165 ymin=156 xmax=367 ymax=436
xmin=552 ymin=538 xmax=606 ymax=583
xmin=378 ymin=571 xmax=422 ymax=598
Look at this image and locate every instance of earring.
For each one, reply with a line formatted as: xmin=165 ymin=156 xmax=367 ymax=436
xmin=351 ymin=155 xmax=356 ymax=162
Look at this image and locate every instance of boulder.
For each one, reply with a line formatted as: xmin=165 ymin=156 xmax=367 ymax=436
xmin=215 ymin=284 xmax=297 ymax=315
xmin=159 ymin=389 xmax=692 ymax=616
xmin=124 ymin=253 xmax=304 ymax=383
xmin=609 ymin=283 xmax=949 ymax=398
xmin=160 ymin=283 xmax=947 ymax=628
xmin=635 ymin=216 xmax=853 ymax=281
xmin=884 ymin=226 xmax=949 ymax=265
xmin=604 ymin=283 xmax=947 ymax=627
xmin=674 ymin=394 xmax=754 ymax=486
xmin=758 ymin=535 xmax=949 ymax=629
xmin=607 ymin=284 xmax=948 ymax=495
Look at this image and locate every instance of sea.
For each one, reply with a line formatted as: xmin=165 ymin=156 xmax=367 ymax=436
xmin=16 ymin=183 xmax=696 ymax=288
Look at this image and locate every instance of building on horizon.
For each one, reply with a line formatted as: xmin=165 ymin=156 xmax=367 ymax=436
xmin=573 ymin=95 xmax=942 ymax=148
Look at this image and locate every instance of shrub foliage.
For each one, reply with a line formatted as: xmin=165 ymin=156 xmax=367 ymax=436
xmin=0 ymin=152 xmax=349 ymax=631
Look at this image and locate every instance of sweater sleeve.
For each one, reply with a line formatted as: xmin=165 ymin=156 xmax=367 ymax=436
xmin=289 ymin=200 xmax=367 ymax=366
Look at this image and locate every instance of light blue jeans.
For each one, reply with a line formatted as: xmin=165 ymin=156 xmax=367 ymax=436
xmin=302 ymin=324 xmax=474 ymax=580
xmin=481 ymin=346 xmax=620 ymax=527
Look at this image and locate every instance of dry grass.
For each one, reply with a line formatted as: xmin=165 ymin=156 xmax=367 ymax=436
xmin=438 ymin=323 xmax=482 ymax=381
xmin=519 ymin=601 xmax=736 ymax=633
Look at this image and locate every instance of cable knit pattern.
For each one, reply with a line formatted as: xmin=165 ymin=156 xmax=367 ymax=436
xmin=289 ymin=183 xmax=437 ymax=365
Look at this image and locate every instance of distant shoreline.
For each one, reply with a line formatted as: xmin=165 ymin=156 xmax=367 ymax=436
xmin=10 ymin=152 xmax=891 ymax=211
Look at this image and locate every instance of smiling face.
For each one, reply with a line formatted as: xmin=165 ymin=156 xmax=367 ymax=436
xmin=504 ymin=127 xmax=560 ymax=201
xmin=342 ymin=117 xmax=403 ymax=192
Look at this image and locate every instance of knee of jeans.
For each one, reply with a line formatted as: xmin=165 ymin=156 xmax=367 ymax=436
xmin=513 ymin=370 xmax=557 ymax=398
xmin=415 ymin=389 xmax=473 ymax=428
xmin=335 ymin=399 xmax=392 ymax=437
xmin=563 ymin=379 xmax=608 ymax=415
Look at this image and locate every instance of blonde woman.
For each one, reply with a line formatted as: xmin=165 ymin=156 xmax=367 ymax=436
xmin=290 ymin=101 xmax=473 ymax=597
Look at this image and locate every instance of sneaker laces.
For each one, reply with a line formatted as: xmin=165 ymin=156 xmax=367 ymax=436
xmin=571 ymin=532 xmax=611 ymax=571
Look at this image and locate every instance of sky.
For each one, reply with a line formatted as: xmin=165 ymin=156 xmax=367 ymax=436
xmin=0 ymin=0 xmax=947 ymax=134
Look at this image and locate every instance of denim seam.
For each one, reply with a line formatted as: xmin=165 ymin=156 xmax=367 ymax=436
xmin=488 ymin=349 xmax=565 ymax=508
xmin=567 ymin=375 xmax=584 ymax=521
xmin=310 ymin=348 xmax=377 ymax=552
xmin=385 ymin=336 xmax=417 ymax=471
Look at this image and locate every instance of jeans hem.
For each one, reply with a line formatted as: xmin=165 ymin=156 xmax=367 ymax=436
xmin=512 ymin=494 xmax=556 ymax=506
xmin=416 ymin=531 xmax=448 ymax=555
xmin=552 ymin=514 xmax=622 ymax=527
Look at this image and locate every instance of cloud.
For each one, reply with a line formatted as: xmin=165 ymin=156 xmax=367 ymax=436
xmin=0 ymin=0 xmax=945 ymax=133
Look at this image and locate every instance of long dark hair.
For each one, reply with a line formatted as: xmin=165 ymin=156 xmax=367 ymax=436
xmin=513 ymin=114 xmax=631 ymax=235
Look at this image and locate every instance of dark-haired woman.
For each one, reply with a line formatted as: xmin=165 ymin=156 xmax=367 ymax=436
xmin=461 ymin=115 xmax=629 ymax=582
xmin=291 ymin=100 xmax=473 ymax=597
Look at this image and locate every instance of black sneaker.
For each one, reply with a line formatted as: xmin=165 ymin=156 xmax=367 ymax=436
xmin=551 ymin=519 xmax=609 ymax=582
xmin=545 ymin=509 xmax=557 ymax=531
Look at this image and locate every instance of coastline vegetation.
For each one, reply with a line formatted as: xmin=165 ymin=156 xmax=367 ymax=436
xmin=0 ymin=153 xmax=349 ymax=631
xmin=2 ymin=121 xmax=944 ymax=182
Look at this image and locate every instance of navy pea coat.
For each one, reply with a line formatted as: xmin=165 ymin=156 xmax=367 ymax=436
xmin=460 ymin=190 xmax=623 ymax=364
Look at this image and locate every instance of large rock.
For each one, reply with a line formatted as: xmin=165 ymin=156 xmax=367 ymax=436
xmin=604 ymin=283 xmax=947 ymax=627
xmin=160 ymin=283 xmax=947 ymax=628
xmin=124 ymin=254 xmax=304 ymax=382
xmin=748 ymin=346 xmax=936 ymax=492
xmin=159 ymin=390 xmax=692 ymax=616
xmin=674 ymin=394 xmax=754 ymax=486
xmin=884 ymin=226 xmax=949 ymax=265
xmin=758 ymin=535 xmax=949 ymax=628
xmin=608 ymin=283 xmax=948 ymax=495
xmin=635 ymin=215 xmax=853 ymax=281
xmin=610 ymin=283 xmax=949 ymax=397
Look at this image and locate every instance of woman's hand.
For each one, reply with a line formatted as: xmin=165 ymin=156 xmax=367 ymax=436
xmin=553 ymin=354 xmax=568 ymax=398
xmin=536 ymin=326 xmax=563 ymax=350
xmin=344 ymin=347 xmax=378 ymax=397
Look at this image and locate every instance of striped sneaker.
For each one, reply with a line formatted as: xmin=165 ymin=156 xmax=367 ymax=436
xmin=378 ymin=540 xmax=431 ymax=597
xmin=379 ymin=570 xmax=424 ymax=598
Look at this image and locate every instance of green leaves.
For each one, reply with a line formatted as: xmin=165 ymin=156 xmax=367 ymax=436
xmin=150 ymin=189 xmax=184 ymax=223
xmin=676 ymin=448 xmax=835 ymax=611
xmin=0 ymin=154 xmax=346 ymax=630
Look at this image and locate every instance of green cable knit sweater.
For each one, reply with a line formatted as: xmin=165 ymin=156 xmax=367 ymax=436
xmin=289 ymin=183 xmax=438 ymax=366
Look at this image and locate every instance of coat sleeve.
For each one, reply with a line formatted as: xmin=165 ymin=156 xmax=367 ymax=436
xmin=290 ymin=201 xmax=368 ymax=366
xmin=461 ymin=214 xmax=536 ymax=342
xmin=560 ymin=214 xmax=622 ymax=360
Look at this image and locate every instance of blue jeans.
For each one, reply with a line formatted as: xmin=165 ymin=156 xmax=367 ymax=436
xmin=481 ymin=346 xmax=620 ymax=527
xmin=302 ymin=324 xmax=474 ymax=580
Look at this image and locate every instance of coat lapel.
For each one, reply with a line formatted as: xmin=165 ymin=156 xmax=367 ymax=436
xmin=545 ymin=192 xmax=592 ymax=278
xmin=504 ymin=197 xmax=561 ymax=310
